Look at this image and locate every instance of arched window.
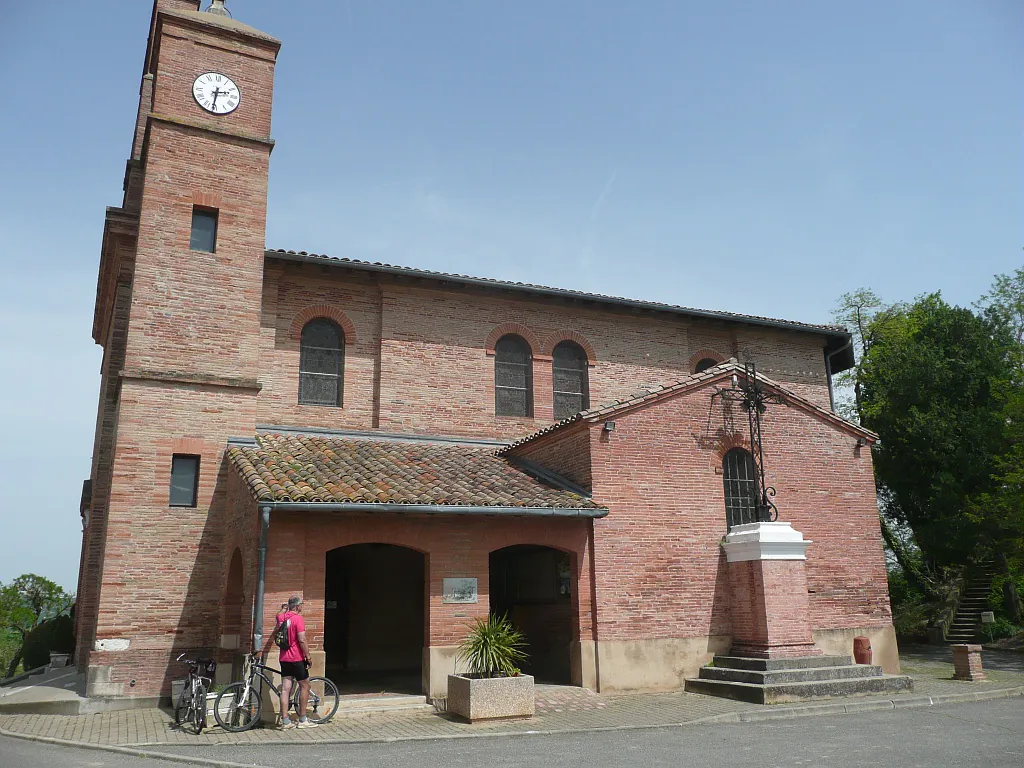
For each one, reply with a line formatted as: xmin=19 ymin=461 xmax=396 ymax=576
xmin=299 ymin=319 xmax=344 ymax=406
xmin=722 ymin=448 xmax=757 ymax=529
xmin=495 ymin=334 xmax=533 ymax=417
xmin=694 ymin=357 xmax=719 ymax=373
xmin=552 ymin=341 xmax=589 ymax=420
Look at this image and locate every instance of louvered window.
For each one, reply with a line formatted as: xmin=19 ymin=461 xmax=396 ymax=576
xmin=299 ymin=319 xmax=344 ymax=406
xmin=552 ymin=341 xmax=589 ymax=420
xmin=723 ymin=448 xmax=758 ymax=529
xmin=495 ymin=335 xmax=533 ymax=417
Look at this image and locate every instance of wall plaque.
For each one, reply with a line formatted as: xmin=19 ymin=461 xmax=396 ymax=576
xmin=442 ymin=577 xmax=478 ymax=604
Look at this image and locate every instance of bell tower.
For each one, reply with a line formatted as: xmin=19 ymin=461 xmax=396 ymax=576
xmin=77 ymin=0 xmax=280 ymax=698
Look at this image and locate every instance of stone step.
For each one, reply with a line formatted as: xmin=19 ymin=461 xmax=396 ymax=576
xmin=710 ymin=655 xmax=852 ymax=671
xmin=698 ymin=664 xmax=882 ymax=685
xmin=333 ymin=694 xmax=432 ymax=716
xmin=684 ymin=674 xmax=913 ymax=705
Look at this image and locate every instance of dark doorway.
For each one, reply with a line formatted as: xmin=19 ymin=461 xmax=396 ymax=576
xmin=490 ymin=545 xmax=574 ymax=684
xmin=324 ymin=544 xmax=424 ymax=694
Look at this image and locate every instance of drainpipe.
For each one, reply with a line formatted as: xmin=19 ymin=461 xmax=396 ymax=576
xmin=253 ymin=505 xmax=271 ymax=653
xmin=824 ymin=337 xmax=853 ymax=413
xmin=588 ymin=518 xmax=602 ymax=693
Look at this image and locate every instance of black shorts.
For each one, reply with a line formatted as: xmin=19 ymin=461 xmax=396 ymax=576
xmin=279 ymin=660 xmax=309 ymax=681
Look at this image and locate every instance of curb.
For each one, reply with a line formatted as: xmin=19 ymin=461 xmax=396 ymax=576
xmin=1 ymin=686 xmax=1022 ymax=760
xmin=0 ymin=726 xmax=272 ymax=768
xmin=689 ymin=685 xmax=1024 ymax=724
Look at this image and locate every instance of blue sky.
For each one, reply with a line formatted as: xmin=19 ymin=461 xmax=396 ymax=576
xmin=0 ymin=1 xmax=1020 ymax=591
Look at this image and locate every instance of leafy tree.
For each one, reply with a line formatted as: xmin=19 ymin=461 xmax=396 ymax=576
xmin=858 ymin=293 xmax=1015 ymax=572
xmin=0 ymin=575 xmax=74 ymax=678
xmin=831 ymin=288 xmax=887 ymax=422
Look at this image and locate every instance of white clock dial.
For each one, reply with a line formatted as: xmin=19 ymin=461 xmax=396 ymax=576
xmin=192 ymin=72 xmax=240 ymax=115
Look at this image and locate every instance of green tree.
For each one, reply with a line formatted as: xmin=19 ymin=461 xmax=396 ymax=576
xmin=831 ymin=288 xmax=887 ymax=422
xmin=0 ymin=575 xmax=74 ymax=678
xmin=858 ymin=293 xmax=1015 ymax=571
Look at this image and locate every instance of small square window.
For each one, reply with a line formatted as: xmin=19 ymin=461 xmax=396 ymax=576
xmin=190 ymin=207 xmax=218 ymax=252
xmin=169 ymin=454 xmax=200 ymax=507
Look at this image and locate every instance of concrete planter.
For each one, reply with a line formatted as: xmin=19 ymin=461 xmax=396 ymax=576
xmin=48 ymin=652 xmax=71 ymax=670
xmin=447 ymin=674 xmax=534 ymax=722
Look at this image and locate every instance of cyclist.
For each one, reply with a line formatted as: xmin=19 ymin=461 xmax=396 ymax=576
xmin=274 ymin=595 xmax=317 ymax=729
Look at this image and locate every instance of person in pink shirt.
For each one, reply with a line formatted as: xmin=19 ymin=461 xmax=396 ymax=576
xmin=274 ymin=595 xmax=316 ymax=729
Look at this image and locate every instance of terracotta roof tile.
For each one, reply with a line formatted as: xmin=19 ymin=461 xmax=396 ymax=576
xmin=228 ymin=432 xmax=601 ymax=509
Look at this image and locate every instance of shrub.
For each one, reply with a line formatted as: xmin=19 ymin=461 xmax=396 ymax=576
xmin=887 ymin=567 xmax=931 ymax=641
xmin=21 ymin=614 xmax=75 ymax=670
xmin=457 ymin=614 xmax=527 ymax=678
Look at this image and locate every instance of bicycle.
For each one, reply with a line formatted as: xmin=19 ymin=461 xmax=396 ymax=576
xmin=213 ymin=651 xmax=340 ymax=732
xmin=174 ymin=653 xmax=215 ymax=735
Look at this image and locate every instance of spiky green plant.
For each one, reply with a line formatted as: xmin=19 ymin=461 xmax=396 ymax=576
xmin=457 ymin=614 xmax=527 ymax=678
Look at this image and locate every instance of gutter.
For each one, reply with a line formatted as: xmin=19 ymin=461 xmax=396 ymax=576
xmin=256 ymin=501 xmax=607 ymax=518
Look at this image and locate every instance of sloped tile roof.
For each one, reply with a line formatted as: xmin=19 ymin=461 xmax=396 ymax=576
xmin=265 ymin=249 xmax=847 ymax=336
xmin=228 ymin=432 xmax=601 ymax=509
xmin=499 ymin=360 xmax=877 ymax=453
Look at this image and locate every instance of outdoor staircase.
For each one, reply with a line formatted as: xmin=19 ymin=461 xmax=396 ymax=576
xmin=945 ymin=562 xmax=999 ymax=644
xmin=684 ymin=655 xmax=914 ymax=705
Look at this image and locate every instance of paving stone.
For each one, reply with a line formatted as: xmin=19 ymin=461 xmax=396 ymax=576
xmin=0 ymin=650 xmax=1020 ymax=747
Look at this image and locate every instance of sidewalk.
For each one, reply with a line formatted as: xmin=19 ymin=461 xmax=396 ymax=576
xmin=0 ymin=648 xmax=1021 ymax=750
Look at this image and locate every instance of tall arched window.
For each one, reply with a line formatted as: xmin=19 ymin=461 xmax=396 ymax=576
xmin=495 ymin=334 xmax=533 ymax=417
xmin=299 ymin=318 xmax=344 ymax=406
xmin=552 ymin=341 xmax=589 ymax=420
xmin=722 ymin=448 xmax=757 ymax=529
xmin=694 ymin=357 xmax=719 ymax=373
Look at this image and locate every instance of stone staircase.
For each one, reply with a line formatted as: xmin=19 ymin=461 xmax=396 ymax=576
xmin=685 ymin=655 xmax=914 ymax=705
xmin=945 ymin=563 xmax=998 ymax=644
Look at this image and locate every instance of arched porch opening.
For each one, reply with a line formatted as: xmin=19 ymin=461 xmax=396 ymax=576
xmin=489 ymin=545 xmax=574 ymax=684
xmin=324 ymin=543 xmax=425 ymax=694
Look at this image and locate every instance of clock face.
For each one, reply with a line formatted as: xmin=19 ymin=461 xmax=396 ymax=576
xmin=192 ymin=72 xmax=240 ymax=115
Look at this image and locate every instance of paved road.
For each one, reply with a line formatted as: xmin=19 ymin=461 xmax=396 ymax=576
xmin=4 ymin=697 xmax=1023 ymax=767
xmin=0 ymin=734 xmax=194 ymax=767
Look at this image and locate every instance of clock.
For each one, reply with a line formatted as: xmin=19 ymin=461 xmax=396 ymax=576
xmin=192 ymin=72 xmax=240 ymax=115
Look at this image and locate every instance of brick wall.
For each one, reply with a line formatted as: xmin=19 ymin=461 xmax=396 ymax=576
xmin=508 ymin=373 xmax=891 ymax=646
xmin=256 ymin=264 xmax=837 ymax=439
xmin=259 ymin=512 xmax=595 ymax=654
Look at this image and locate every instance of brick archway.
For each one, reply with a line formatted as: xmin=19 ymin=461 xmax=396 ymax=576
xmin=541 ymin=331 xmax=597 ymax=366
xmin=689 ymin=348 xmax=726 ymax=373
xmin=484 ymin=322 xmax=541 ymax=356
xmin=289 ymin=305 xmax=357 ymax=346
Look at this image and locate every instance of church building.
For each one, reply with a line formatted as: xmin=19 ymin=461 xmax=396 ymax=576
xmin=75 ymin=0 xmax=898 ymax=703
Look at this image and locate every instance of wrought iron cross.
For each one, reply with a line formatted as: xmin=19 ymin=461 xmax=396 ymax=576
xmin=713 ymin=361 xmax=785 ymax=523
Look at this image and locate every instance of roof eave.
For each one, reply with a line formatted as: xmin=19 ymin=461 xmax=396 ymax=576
xmin=253 ymin=501 xmax=608 ymax=518
xmin=264 ymin=249 xmax=849 ymax=342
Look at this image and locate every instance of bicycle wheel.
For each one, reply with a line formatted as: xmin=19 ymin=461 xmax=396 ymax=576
xmin=214 ymin=682 xmax=262 ymax=732
xmin=174 ymin=684 xmax=194 ymax=728
xmin=303 ymin=676 xmax=340 ymax=723
xmin=190 ymin=681 xmax=207 ymax=734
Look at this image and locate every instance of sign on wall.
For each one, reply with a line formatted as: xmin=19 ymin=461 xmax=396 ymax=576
xmin=442 ymin=577 xmax=478 ymax=604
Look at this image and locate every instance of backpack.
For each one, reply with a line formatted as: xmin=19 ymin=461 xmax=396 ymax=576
xmin=273 ymin=613 xmax=292 ymax=652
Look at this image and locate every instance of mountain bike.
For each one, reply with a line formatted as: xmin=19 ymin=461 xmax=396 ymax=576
xmin=174 ymin=653 xmax=215 ymax=735
xmin=213 ymin=652 xmax=340 ymax=732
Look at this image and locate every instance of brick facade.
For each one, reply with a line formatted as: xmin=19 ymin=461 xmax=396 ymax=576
xmin=74 ymin=1 xmax=895 ymax=701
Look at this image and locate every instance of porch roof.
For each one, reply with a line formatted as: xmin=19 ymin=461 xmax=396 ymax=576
xmin=227 ymin=432 xmax=604 ymax=515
